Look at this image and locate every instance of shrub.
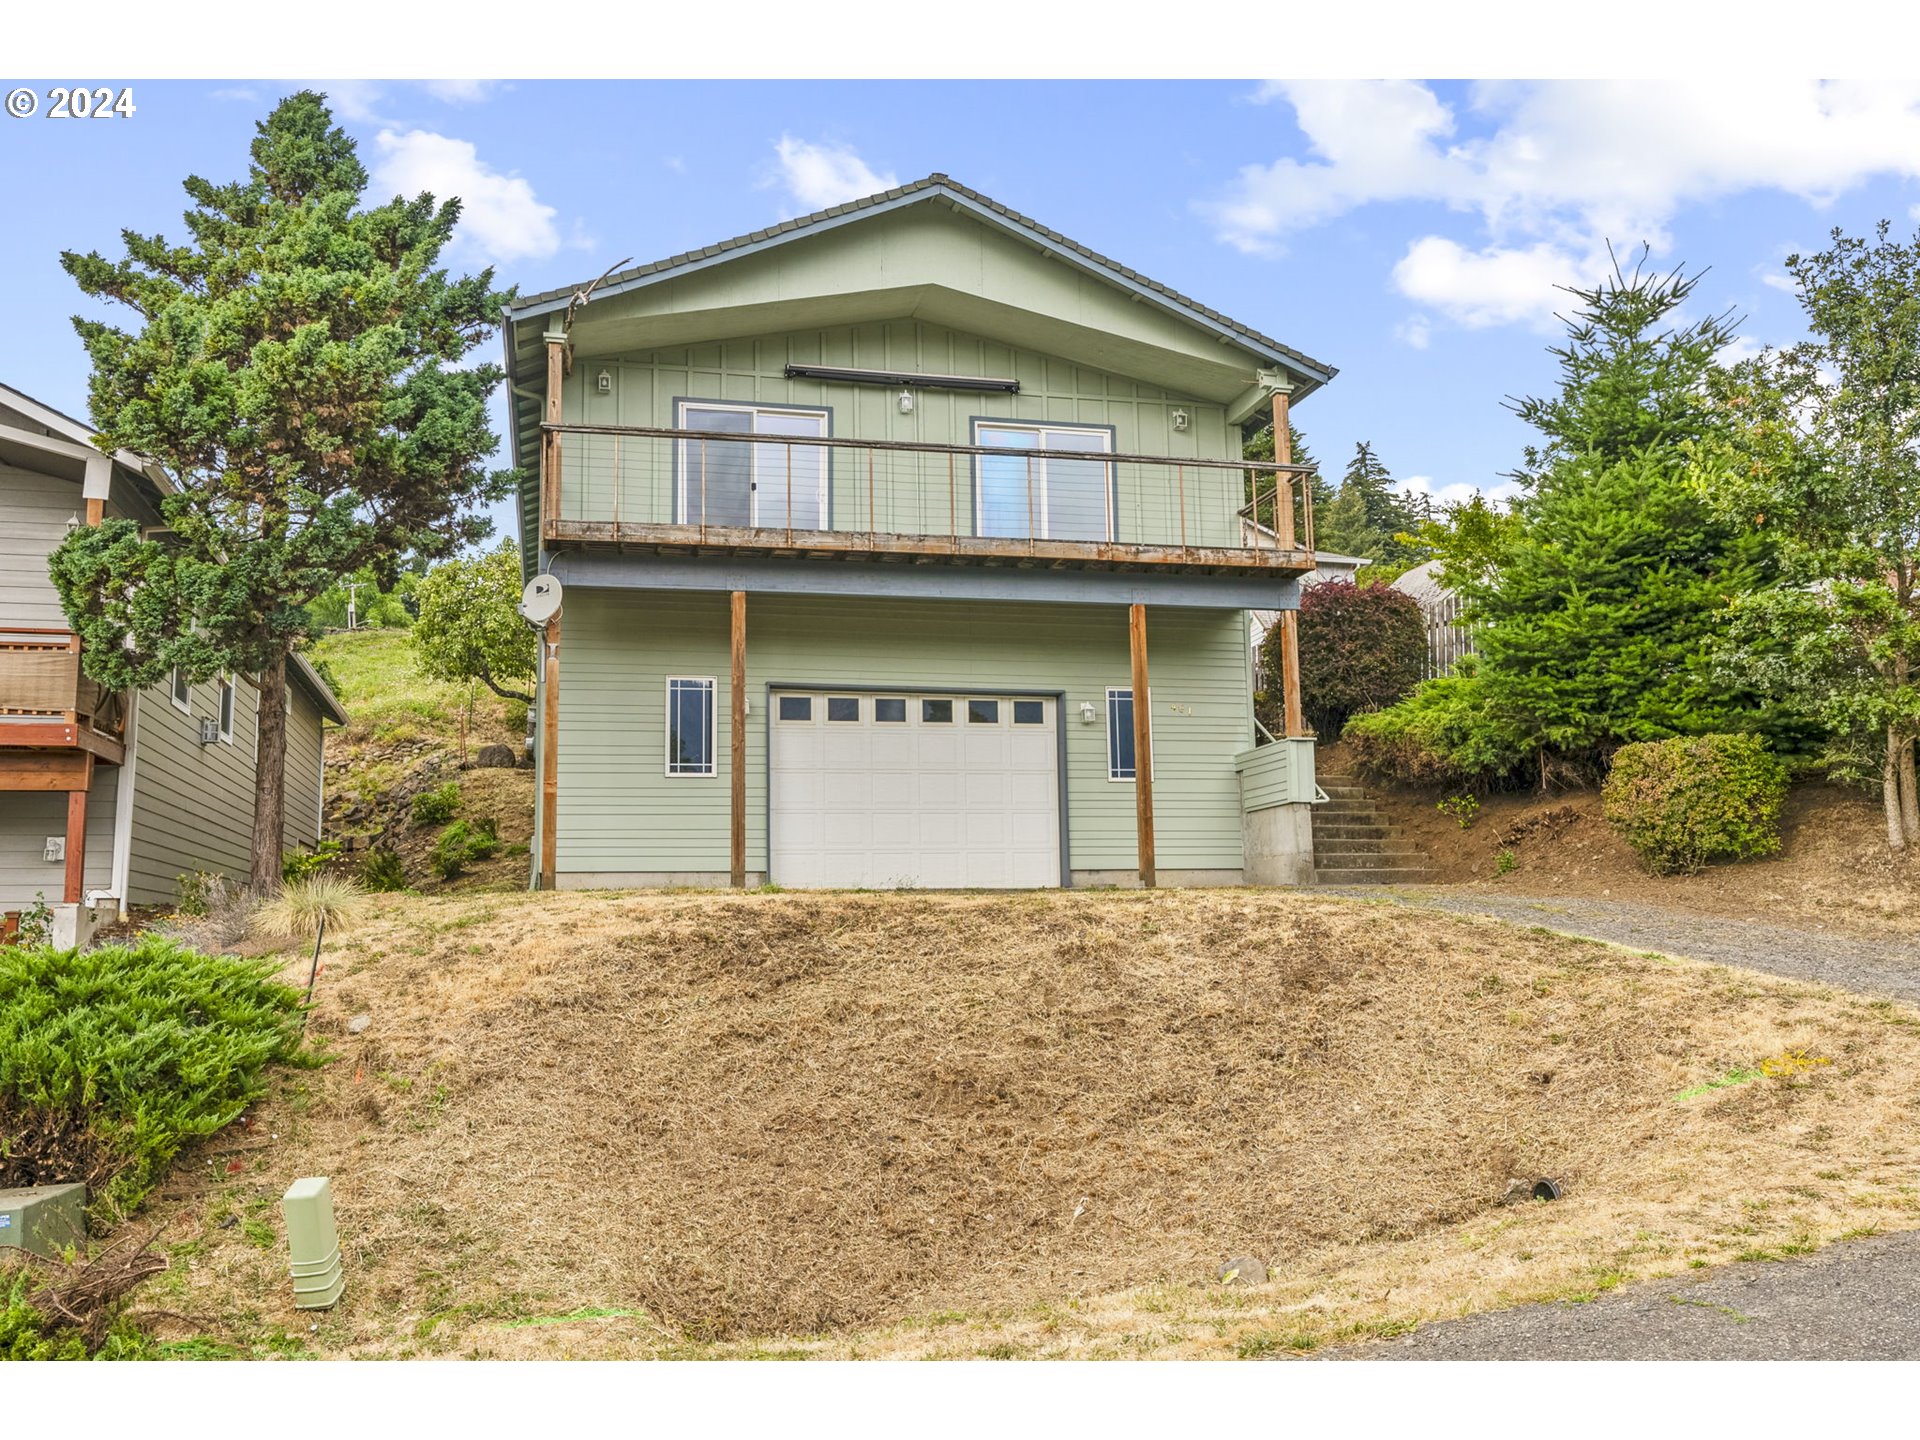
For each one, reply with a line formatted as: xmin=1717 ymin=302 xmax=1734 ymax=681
xmin=1601 ymin=734 xmax=1790 ymax=875
xmin=252 ymin=875 xmax=367 ymax=942
xmin=173 ymin=870 xmax=224 ymax=917
xmin=1437 ymin=793 xmax=1480 ymax=829
xmin=429 ymin=817 xmax=500 ymax=881
xmin=1262 ymin=580 xmax=1426 ymax=736
xmin=1342 ymin=662 xmax=1526 ymax=788
xmin=411 ymin=780 xmax=462 ymax=828
xmin=281 ymin=838 xmax=344 ymax=884
xmin=0 ymin=935 xmax=310 ymax=1223
xmin=359 ymin=847 xmax=409 ymax=893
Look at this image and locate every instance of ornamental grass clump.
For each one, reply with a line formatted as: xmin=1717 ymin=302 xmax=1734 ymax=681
xmin=0 ymin=935 xmax=310 ymax=1225
xmin=1602 ymin=733 xmax=1790 ymax=875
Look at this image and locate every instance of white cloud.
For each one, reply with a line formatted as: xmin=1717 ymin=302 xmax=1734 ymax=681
xmin=320 ymin=80 xmax=387 ymax=124
xmin=1718 ymin=334 xmax=1767 ymax=364
xmin=421 ymin=80 xmax=498 ymax=105
xmin=1760 ymin=271 xmax=1799 ymax=294
xmin=1394 ymin=314 xmax=1432 ymax=350
xmin=371 ymin=129 xmax=560 ymax=264
xmin=770 ymin=135 xmax=896 ymax=213
xmin=1206 ymin=80 xmax=1920 ymax=332
xmin=209 ymin=86 xmax=260 ymax=103
xmin=1401 ymin=472 xmax=1520 ymax=507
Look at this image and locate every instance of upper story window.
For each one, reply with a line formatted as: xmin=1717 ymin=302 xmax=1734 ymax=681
xmin=676 ymin=401 xmax=829 ymax=530
xmin=170 ymin=667 xmax=191 ymax=714
xmin=973 ymin=421 xmax=1114 ymax=542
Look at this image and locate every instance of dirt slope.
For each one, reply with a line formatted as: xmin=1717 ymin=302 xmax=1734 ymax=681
xmin=131 ymin=889 xmax=1920 ymax=1357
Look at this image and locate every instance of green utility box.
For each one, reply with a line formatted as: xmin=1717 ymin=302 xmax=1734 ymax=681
xmin=0 ymin=1183 xmax=88 ymax=1260
xmin=281 ymin=1176 xmax=345 ymax=1309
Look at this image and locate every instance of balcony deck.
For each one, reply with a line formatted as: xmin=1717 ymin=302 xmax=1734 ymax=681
xmin=0 ymin=629 xmax=127 ymax=764
xmin=539 ymin=425 xmax=1317 ymax=579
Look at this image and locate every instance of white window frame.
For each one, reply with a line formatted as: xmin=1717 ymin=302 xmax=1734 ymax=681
xmin=170 ymin=667 xmax=191 ymax=714
xmin=675 ymin=400 xmax=830 ymax=529
xmin=1105 ymin=686 xmax=1155 ymax=783
xmin=217 ymin=673 xmax=236 ymax=743
xmin=664 ymin=676 xmax=718 ymax=778
xmin=972 ymin=420 xmax=1115 ymax=542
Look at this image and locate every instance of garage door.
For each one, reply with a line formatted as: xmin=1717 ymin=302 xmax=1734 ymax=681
xmin=770 ymin=691 xmax=1060 ymax=889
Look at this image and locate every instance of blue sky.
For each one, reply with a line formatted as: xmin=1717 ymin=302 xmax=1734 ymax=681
xmin=7 ymin=78 xmax=1920 ymax=530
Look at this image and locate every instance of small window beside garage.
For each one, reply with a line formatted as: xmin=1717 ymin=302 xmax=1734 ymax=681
xmin=1107 ymin=688 xmax=1135 ymax=781
xmin=922 ymin=699 xmax=954 ymax=724
xmin=966 ymin=700 xmax=1000 ymax=724
xmin=778 ymin=695 xmax=813 ymax=722
xmin=874 ymin=698 xmax=907 ymax=723
xmin=827 ymin=696 xmax=861 ymax=722
xmin=1013 ymin=700 xmax=1045 ymax=725
xmin=666 ymin=677 xmax=716 ymax=776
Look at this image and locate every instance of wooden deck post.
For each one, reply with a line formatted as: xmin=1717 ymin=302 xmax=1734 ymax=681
xmin=63 ymin=753 xmax=92 ymax=904
xmin=730 ymin=590 xmax=747 ymax=888
xmin=1271 ymin=386 xmax=1296 ymax=551
xmin=538 ymin=614 xmax=560 ymax=890
xmin=1272 ymin=388 xmax=1308 ymax=738
xmin=542 ymin=331 xmax=567 ymax=523
xmin=1129 ymin=602 xmax=1156 ymax=888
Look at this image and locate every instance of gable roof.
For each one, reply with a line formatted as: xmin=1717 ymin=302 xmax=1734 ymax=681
xmin=507 ymin=173 xmax=1336 ymax=391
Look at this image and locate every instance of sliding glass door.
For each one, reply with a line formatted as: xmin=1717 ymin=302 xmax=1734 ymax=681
xmin=678 ymin=403 xmax=828 ymax=528
xmin=975 ymin=423 xmax=1113 ymax=541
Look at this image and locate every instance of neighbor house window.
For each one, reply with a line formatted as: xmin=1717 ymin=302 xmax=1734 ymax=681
xmin=973 ymin=421 xmax=1114 ymax=542
xmin=676 ymin=401 xmax=830 ymax=530
xmin=217 ymin=675 xmax=236 ymax=742
xmin=666 ymin=677 xmax=716 ymax=776
xmin=170 ymin=667 xmax=191 ymax=713
xmin=1107 ymin=687 xmax=1135 ymax=781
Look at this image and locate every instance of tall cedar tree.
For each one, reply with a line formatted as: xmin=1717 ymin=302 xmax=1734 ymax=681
xmin=49 ymin=92 xmax=510 ymax=889
xmin=1702 ymin=222 xmax=1920 ymax=849
xmin=1464 ymin=252 xmax=1786 ymax=785
xmin=1318 ymin=441 xmax=1424 ymax=567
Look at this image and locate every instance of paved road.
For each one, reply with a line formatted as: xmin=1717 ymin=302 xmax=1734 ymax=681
xmin=1319 ymin=889 xmax=1920 ymax=1005
xmin=1331 ymin=1229 xmax=1920 ymax=1360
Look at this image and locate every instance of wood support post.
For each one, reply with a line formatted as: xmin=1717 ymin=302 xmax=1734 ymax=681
xmin=1271 ymin=387 xmax=1296 ymax=551
xmin=538 ymin=614 xmax=560 ymax=890
xmin=63 ymin=753 xmax=92 ymax=904
xmin=542 ymin=333 xmax=567 ymax=524
xmin=730 ymin=590 xmax=747 ymax=888
xmin=84 ymin=497 xmax=103 ymax=527
xmin=1129 ymin=602 xmax=1156 ymax=888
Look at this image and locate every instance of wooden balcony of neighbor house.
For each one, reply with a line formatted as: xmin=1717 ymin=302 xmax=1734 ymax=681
xmin=539 ymin=424 xmax=1318 ymax=577
xmin=0 ymin=628 xmax=127 ymax=765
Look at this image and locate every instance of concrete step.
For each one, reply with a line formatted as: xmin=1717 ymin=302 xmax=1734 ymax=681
xmin=1313 ymin=866 xmax=1433 ymax=885
xmin=1312 ymin=847 xmax=1426 ymax=867
xmin=1310 ymin=823 xmax=1393 ymax=840
xmin=1315 ymin=807 xmax=1383 ymax=823
xmin=1318 ymin=785 xmax=1370 ymax=800
xmin=1313 ymin=841 xmax=1425 ymax=859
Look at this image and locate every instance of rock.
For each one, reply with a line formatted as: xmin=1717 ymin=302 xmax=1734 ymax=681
xmin=346 ymin=1014 xmax=372 ymax=1035
xmin=474 ymin=743 xmax=517 ymax=769
xmin=1218 ymin=1256 xmax=1267 ymax=1286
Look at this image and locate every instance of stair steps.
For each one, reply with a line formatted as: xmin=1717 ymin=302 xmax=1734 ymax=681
xmin=1312 ymin=773 xmax=1432 ymax=886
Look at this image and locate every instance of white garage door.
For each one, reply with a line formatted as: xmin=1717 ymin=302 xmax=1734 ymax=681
xmin=770 ymin=691 xmax=1060 ymax=889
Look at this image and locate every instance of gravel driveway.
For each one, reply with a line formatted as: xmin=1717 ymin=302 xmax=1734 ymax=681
xmin=1330 ymin=1229 xmax=1920 ymax=1360
xmin=1318 ymin=889 xmax=1920 ymax=1004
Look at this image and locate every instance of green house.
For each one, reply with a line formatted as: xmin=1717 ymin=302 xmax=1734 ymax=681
xmin=503 ymin=175 xmax=1332 ymax=890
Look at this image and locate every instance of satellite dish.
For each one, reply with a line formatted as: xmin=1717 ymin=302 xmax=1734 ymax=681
xmin=519 ymin=574 xmax=564 ymax=626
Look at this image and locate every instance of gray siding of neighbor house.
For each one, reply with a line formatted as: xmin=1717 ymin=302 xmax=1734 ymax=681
xmin=282 ymin=682 xmax=326 ymax=854
xmin=544 ymin=588 xmax=1253 ymax=884
xmin=0 ymin=464 xmax=78 ymax=627
xmin=0 ymin=771 xmax=118 ymax=909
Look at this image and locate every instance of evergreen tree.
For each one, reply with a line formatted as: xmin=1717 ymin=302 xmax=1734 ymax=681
xmin=47 ymin=92 xmax=511 ymax=889
xmin=1464 ymin=252 xmax=1789 ymax=784
xmin=1317 ymin=441 xmax=1425 ymax=570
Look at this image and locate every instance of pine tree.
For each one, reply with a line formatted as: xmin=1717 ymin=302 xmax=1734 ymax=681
xmin=1317 ymin=441 xmax=1422 ymax=568
xmin=1465 ymin=251 xmax=1791 ymax=784
xmin=47 ymin=92 xmax=511 ymax=889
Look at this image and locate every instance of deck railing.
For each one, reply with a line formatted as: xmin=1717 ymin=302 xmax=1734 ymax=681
xmin=541 ymin=423 xmax=1315 ymax=564
xmin=0 ymin=628 xmax=125 ymax=747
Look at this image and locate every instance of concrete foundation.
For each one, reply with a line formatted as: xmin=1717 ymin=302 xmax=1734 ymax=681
xmin=48 ymin=901 xmax=102 ymax=951
xmin=1241 ymin=802 xmax=1316 ymax=886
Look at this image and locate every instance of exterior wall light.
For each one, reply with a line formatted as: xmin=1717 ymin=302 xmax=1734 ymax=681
xmin=897 ymin=388 xmax=915 ymax=415
xmin=596 ymin=369 xmax=612 ymax=394
xmin=1079 ymin=700 xmax=1097 ymax=724
xmin=1171 ymin=408 xmax=1189 ymax=432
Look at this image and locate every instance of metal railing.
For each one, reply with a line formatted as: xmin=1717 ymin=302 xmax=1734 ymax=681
xmin=0 ymin=628 xmax=125 ymax=742
xmin=540 ymin=423 xmax=1315 ymax=561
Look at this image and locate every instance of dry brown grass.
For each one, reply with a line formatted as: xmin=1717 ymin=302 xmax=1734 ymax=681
xmin=127 ymin=888 xmax=1920 ymax=1359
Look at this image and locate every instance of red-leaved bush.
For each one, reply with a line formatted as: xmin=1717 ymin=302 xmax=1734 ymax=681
xmin=1261 ymin=580 xmax=1426 ymax=737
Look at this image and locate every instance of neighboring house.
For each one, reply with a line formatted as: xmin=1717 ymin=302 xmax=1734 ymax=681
xmin=502 ymin=174 xmax=1334 ymax=890
xmin=1391 ymin=559 xmax=1475 ymax=679
xmin=0 ymin=381 xmax=348 ymax=936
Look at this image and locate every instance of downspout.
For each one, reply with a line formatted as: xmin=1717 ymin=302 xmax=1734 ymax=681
xmin=109 ymin=693 xmax=138 ymax=918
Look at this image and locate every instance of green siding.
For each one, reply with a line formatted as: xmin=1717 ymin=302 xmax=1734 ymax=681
xmin=551 ymin=589 xmax=1253 ymax=879
xmin=556 ymin=317 xmax=1244 ymax=549
xmin=1235 ymin=737 xmax=1318 ymax=810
